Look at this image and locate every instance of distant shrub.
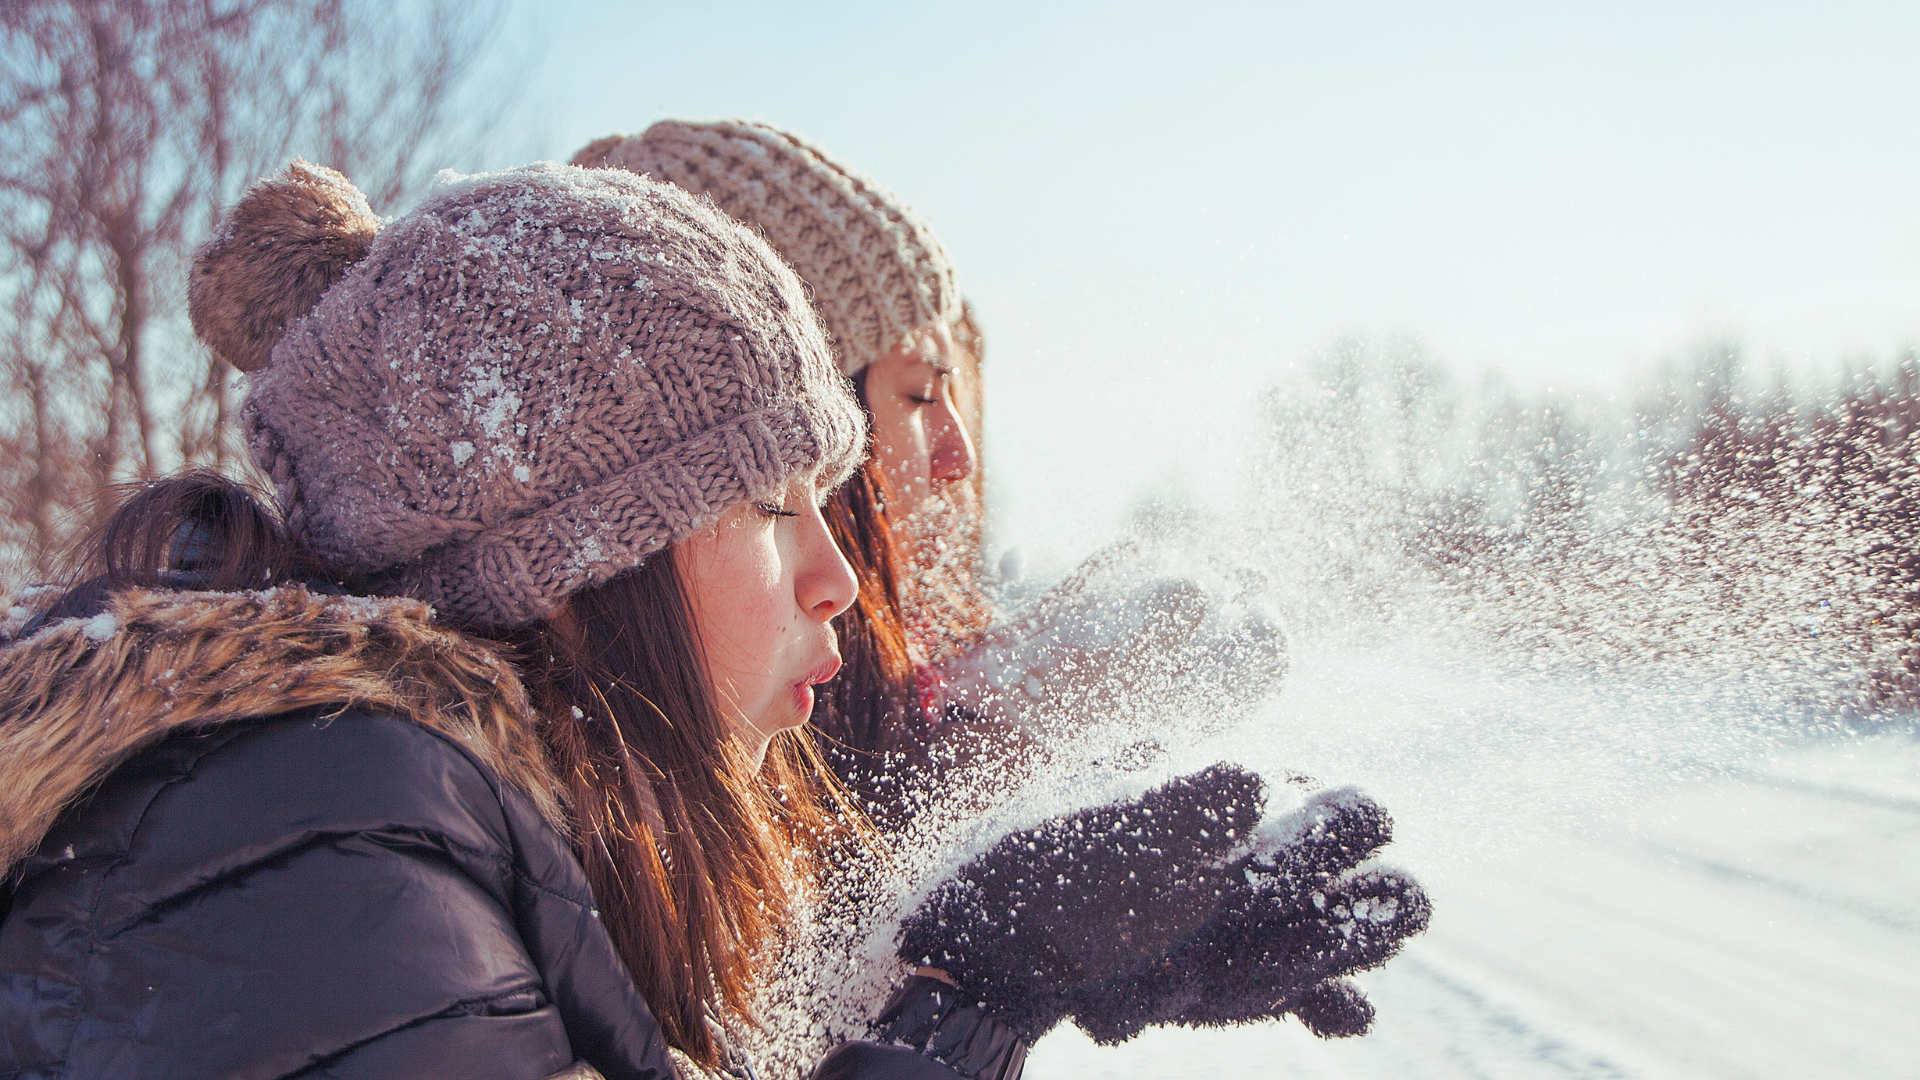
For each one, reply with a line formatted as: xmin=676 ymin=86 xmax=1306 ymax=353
xmin=1253 ymin=339 xmax=1919 ymax=714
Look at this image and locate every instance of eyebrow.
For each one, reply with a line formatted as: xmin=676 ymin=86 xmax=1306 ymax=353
xmin=922 ymin=354 xmax=956 ymax=377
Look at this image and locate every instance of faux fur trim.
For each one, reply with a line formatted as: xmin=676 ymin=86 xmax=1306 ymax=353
xmin=0 ymin=585 xmax=566 ymax=872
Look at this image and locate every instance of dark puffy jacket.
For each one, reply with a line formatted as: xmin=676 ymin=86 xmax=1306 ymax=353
xmin=1 ymin=708 xmax=677 ymax=1080
xmin=0 ymin=585 xmax=1003 ymax=1080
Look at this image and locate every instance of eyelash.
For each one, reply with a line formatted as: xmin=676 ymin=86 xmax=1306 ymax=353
xmin=755 ymin=501 xmax=797 ymax=518
xmin=908 ymin=372 xmax=950 ymax=407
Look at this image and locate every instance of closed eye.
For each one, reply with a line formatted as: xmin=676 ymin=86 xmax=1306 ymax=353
xmin=755 ymin=501 xmax=797 ymax=518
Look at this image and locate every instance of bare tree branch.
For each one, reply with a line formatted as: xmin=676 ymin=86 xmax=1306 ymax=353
xmin=0 ymin=0 xmax=521 ymax=578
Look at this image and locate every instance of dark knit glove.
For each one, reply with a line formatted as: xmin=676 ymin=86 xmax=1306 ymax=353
xmin=899 ymin=773 xmax=1430 ymax=1047
xmin=1068 ymin=787 xmax=1432 ymax=1044
xmin=897 ymin=764 xmax=1266 ymax=1042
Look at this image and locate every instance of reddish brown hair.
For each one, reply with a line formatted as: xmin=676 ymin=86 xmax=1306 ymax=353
xmin=810 ymin=302 xmax=997 ymax=820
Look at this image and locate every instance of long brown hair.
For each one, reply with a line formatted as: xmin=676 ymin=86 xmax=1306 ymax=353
xmin=810 ymin=302 xmax=997 ymax=820
xmin=50 ymin=471 xmax=842 ymax=1068
xmin=492 ymin=562 xmax=855 ymax=1064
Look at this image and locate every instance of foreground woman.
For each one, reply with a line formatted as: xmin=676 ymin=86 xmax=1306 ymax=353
xmin=0 ymin=160 xmax=1427 ymax=1080
xmin=0 ymin=160 xmax=873 ymax=1079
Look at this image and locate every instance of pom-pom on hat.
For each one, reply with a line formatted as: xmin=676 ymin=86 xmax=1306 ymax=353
xmin=574 ymin=121 xmax=960 ymax=376
xmin=189 ymin=160 xmax=865 ymax=627
xmin=189 ymin=161 xmax=379 ymax=374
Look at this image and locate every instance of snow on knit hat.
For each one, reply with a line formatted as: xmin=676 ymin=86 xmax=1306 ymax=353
xmin=189 ymin=159 xmax=865 ymax=627
xmin=573 ymin=121 xmax=959 ymax=376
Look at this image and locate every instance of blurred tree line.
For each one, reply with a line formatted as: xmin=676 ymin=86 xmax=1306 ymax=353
xmin=1255 ymin=338 xmax=1920 ymax=714
xmin=0 ymin=0 xmax=518 ymax=578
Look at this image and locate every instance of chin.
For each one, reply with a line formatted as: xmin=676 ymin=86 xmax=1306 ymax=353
xmin=771 ymin=700 xmax=812 ymax=735
xmin=747 ymin=698 xmax=810 ymax=745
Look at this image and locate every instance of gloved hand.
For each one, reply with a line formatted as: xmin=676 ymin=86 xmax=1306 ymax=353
xmin=1190 ymin=605 xmax=1289 ymax=710
xmin=897 ymin=766 xmax=1429 ymax=1045
xmin=897 ymin=764 xmax=1265 ymax=1041
xmin=1067 ymin=787 xmax=1429 ymax=1043
xmin=938 ymin=544 xmax=1289 ymax=737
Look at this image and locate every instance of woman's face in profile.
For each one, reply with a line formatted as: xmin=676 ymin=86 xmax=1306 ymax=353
xmin=863 ymin=321 xmax=977 ymax=526
xmin=675 ymin=474 xmax=858 ymax=763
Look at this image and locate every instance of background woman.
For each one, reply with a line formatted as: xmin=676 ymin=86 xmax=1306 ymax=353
xmin=574 ymin=123 xmax=1286 ymax=824
xmin=575 ymin=123 xmax=999 ymax=821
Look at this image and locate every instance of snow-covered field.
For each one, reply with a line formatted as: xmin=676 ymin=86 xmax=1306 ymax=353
xmin=1027 ymin=646 xmax=1920 ymax=1080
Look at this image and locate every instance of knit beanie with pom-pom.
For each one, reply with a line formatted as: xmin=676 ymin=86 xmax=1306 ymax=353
xmin=189 ymin=159 xmax=865 ymax=627
xmin=573 ymin=121 xmax=959 ymax=377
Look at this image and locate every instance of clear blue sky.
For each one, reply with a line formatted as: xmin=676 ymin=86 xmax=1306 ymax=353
xmin=499 ymin=0 xmax=1920 ymax=564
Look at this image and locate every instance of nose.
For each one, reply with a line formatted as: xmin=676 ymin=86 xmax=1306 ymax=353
xmin=796 ymin=502 xmax=858 ymax=621
xmin=928 ymin=399 xmax=977 ymax=484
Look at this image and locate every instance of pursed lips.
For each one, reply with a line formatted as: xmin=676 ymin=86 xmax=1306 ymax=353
xmin=802 ymin=654 xmax=841 ymax=688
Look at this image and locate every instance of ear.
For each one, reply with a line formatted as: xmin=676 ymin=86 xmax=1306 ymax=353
xmin=189 ymin=160 xmax=379 ymax=373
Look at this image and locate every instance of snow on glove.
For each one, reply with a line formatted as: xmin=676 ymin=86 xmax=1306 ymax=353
xmin=939 ymin=570 xmax=1206 ymax=736
xmin=1185 ymin=605 xmax=1290 ymax=711
xmin=1066 ymin=787 xmax=1432 ymax=1045
xmin=940 ymin=543 xmax=1289 ymax=737
xmin=897 ymin=764 xmax=1266 ymax=1042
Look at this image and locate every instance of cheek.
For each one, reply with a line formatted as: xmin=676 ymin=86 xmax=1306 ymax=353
xmin=703 ymin=547 xmax=795 ymax=673
xmin=735 ymin=586 xmax=791 ymax=657
xmin=874 ymin=403 xmax=931 ymax=468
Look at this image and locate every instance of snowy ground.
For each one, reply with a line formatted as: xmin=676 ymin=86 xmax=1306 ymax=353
xmin=1025 ymin=646 xmax=1920 ymax=1080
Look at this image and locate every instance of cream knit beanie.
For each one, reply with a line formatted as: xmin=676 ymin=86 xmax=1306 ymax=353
xmin=574 ymin=121 xmax=960 ymax=376
xmin=189 ymin=160 xmax=865 ymax=627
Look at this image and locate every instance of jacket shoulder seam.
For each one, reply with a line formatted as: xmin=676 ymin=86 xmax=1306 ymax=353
xmin=187 ymin=710 xmax=593 ymax=910
xmin=90 ymin=710 xmax=542 ymax=939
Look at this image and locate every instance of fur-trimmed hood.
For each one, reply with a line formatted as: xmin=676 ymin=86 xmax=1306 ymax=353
xmin=0 ymin=584 xmax=565 ymax=872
